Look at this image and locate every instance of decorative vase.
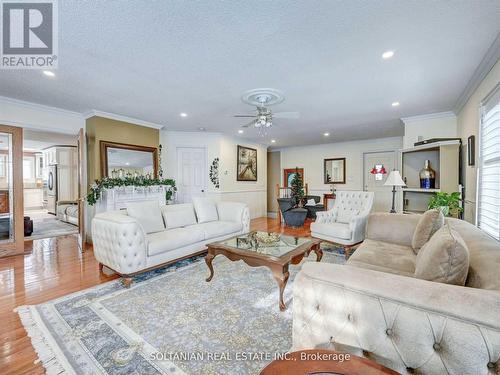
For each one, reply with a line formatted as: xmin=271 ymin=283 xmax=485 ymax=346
xmin=419 ymin=160 xmax=436 ymax=189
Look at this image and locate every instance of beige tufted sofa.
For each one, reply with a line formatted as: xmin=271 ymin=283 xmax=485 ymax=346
xmin=311 ymin=191 xmax=374 ymax=251
xmin=294 ymin=213 xmax=500 ymax=374
xmin=92 ymin=201 xmax=250 ymax=281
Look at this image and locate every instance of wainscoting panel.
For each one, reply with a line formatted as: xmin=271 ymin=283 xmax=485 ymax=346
xmin=207 ymin=189 xmax=267 ymax=219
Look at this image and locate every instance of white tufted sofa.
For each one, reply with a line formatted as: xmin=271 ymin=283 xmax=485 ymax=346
xmin=92 ymin=201 xmax=250 ymax=280
xmin=293 ymin=214 xmax=500 ymax=374
xmin=311 ymin=191 xmax=374 ymax=251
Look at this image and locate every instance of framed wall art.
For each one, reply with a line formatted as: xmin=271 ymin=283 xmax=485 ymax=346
xmin=467 ymin=135 xmax=475 ymax=166
xmin=237 ymin=145 xmax=257 ymax=181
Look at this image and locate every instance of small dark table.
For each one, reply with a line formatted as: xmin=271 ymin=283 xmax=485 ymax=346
xmin=260 ymin=349 xmax=400 ymax=375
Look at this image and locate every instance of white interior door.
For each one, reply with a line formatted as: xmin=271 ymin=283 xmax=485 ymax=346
xmin=364 ymin=151 xmax=396 ymax=212
xmin=177 ymin=147 xmax=206 ymax=203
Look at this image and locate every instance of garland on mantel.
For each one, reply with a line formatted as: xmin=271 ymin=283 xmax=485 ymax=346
xmin=87 ymin=176 xmax=176 ymax=206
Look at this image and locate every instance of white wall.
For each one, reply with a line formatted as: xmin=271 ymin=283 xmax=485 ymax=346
xmin=160 ymin=131 xmax=268 ymax=218
xmin=279 ymin=136 xmax=403 ymax=199
xmin=457 ymin=59 xmax=500 ymax=223
xmin=402 ymin=112 xmax=457 ymax=149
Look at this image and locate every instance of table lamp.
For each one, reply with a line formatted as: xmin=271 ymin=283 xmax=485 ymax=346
xmin=384 ymin=170 xmax=406 ymax=213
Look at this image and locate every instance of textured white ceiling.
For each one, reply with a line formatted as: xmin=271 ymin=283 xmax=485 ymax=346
xmin=1 ymin=1 xmax=499 ymax=147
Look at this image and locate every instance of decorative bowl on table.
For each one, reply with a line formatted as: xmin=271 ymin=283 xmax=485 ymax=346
xmin=255 ymin=231 xmax=281 ymax=245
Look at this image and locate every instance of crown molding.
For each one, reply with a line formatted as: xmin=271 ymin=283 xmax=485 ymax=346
xmin=0 ymin=96 xmax=164 ymax=130
xmin=401 ymin=111 xmax=456 ymax=124
xmin=454 ymin=32 xmax=500 ymax=114
xmin=162 ymin=130 xmax=223 ymax=136
xmin=0 ymin=95 xmax=83 ymax=118
xmin=84 ymin=110 xmax=165 ymax=130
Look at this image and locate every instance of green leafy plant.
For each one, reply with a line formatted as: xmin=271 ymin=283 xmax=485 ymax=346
xmin=428 ymin=192 xmax=462 ymax=217
xmin=87 ymin=176 xmax=176 ymax=206
xmin=290 ymin=167 xmax=305 ymax=206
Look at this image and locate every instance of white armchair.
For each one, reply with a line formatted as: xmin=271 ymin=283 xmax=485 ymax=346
xmin=311 ymin=191 xmax=374 ymax=254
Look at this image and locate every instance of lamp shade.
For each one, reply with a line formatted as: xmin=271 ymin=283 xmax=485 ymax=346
xmin=384 ymin=170 xmax=406 ymax=187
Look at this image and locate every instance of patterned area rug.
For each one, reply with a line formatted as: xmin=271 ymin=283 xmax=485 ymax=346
xmin=27 ymin=211 xmax=78 ymax=240
xmin=17 ymin=244 xmax=345 ymax=375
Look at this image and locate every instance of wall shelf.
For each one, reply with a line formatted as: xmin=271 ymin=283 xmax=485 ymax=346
xmin=400 ymin=140 xmax=461 ymax=214
xmin=403 ymin=188 xmax=441 ymax=193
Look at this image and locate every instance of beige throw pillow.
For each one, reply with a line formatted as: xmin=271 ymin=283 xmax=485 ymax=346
xmin=411 ymin=209 xmax=445 ymax=253
xmin=126 ymin=201 xmax=165 ymax=234
xmin=414 ymin=224 xmax=469 ymax=286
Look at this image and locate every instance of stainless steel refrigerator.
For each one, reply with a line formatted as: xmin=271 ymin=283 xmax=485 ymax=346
xmin=46 ymin=164 xmax=57 ymax=214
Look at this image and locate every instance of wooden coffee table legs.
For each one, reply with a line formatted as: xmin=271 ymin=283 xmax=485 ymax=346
xmin=205 ymin=252 xmax=215 ymax=282
xmin=206 ymin=252 xmax=291 ymax=311
xmin=204 ymin=241 xmax=323 ymax=311
xmin=313 ymin=243 xmax=323 ymax=262
xmin=271 ymin=264 xmax=290 ymax=311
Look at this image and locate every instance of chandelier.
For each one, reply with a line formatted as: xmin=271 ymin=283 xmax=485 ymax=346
xmin=255 ymin=114 xmax=272 ymax=128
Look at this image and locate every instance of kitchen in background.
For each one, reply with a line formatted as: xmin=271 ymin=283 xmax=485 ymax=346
xmin=21 ymin=130 xmax=79 ymax=240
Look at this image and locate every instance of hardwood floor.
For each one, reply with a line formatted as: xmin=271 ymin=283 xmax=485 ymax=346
xmin=0 ymin=217 xmax=312 ymax=374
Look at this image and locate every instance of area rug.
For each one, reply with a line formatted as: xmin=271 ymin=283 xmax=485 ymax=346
xmin=16 ymin=244 xmax=345 ymax=375
xmin=26 ymin=211 xmax=78 ymax=240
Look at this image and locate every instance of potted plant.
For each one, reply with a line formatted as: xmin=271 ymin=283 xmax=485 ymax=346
xmin=428 ymin=192 xmax=463 ymax=217
xmin=290 ymin=167 xmax=305 ymax=207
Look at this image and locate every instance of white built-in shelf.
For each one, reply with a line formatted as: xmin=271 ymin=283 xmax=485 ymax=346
xmin=401 ymin=140 xmax=461 ymax=154
xmin=400 ymin=140 xmax=460 ymax=214
xmin=403 ymin=188 xmax=441 ymax=193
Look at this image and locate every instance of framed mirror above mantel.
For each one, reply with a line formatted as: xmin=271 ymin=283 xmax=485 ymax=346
xmin=100 ymin=141 xmax=158 ymax=179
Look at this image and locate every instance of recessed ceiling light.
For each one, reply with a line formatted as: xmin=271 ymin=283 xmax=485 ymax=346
xmin=180 ymin=113 xmax=188 ymax=117
xmin=271 ymin=139 xmax=276 ymax=143
xmin=324 ymin=132 xmax=330 ymax=137
xmin=198 ymin=127 xmax=205 ymax=131
xmin=43 ymin=70 xmax=55 ymax=77
xmin=125 ymin=162 xmax=130 ymax=166
xmin=382 ymin=50 xmax=394 ymax=59
xmin=392 ymin=101 xmax=400 ymax=107
xmin=238 ymin=129 xmax=244 ymax=134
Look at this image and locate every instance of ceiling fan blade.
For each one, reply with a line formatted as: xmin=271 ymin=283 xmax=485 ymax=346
xmin=273 ymin=111 xmax=300 ymax=119
xmin=242 ymin=119 xmax=256 ymax=128
xmin=234 ymin=115 xmax=257 ymax=118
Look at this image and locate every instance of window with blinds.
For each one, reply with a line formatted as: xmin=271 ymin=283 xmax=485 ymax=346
xmin=477 ymin=86 xmax=500 ymax=241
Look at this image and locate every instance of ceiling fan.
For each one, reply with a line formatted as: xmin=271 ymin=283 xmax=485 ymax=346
xmin=234 ymin=88 xmax=299 ymax=132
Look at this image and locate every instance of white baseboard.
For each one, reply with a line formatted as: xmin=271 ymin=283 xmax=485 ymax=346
xmin=267 ymin=211 xmax=278 ymax=219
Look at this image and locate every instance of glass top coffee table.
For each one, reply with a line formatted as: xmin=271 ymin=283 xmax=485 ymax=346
xmin=205 ymin=231 xmax=322 ymax=311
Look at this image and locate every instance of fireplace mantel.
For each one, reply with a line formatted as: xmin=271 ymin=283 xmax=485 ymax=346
xmin=94 ymin=185 xmax=172 ymax=213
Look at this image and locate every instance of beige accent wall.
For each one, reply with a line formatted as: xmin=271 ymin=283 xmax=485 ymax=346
xmin=86 ymin=116 xmax=159 ymax=185
xmin=267 ymin=151 xmax=280 ymax=214
xmin=457 ymin=59 xmax=500 ymax=223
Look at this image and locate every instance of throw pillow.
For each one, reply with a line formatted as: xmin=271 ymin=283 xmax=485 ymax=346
xmin=192 ymin=197 xmax=219 ymax=223
xmin=411 ymin=209 xmax=445 ymax=254
xmin=414 ymin=224 xmax=469 ymax=286
xmin=305 ymin=199 xmax=316 ymax=207
xmin=161 ymin=203 xmax=197 ymax=229
xmin=126 ymin=201 xmax=165 ymax=234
